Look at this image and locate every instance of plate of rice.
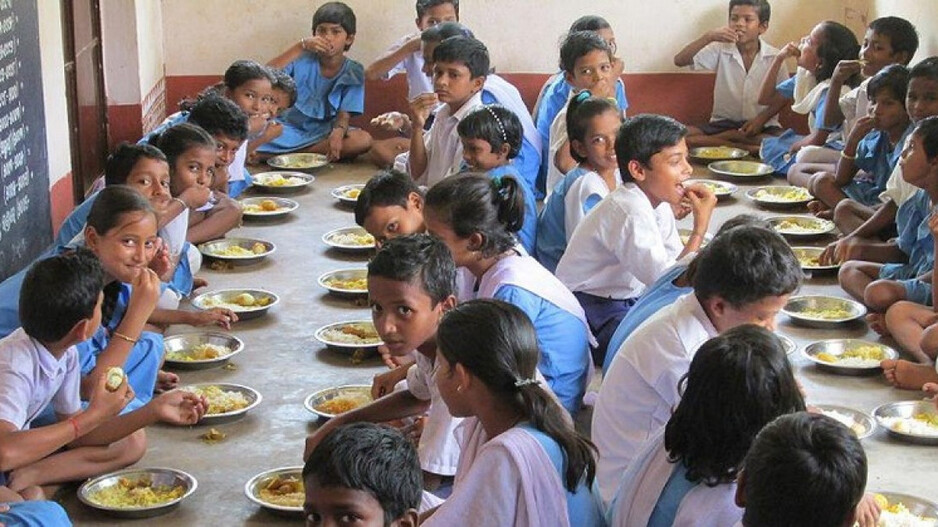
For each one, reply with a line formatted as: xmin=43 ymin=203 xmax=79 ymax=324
xmin=803 ymin=339 xmax=896 ymax=375
xmin=304 ymin=385 xmax=374 ymax=419
xmin=791 ymin=246 xmax=839 ymax=274
xmin=239 ymin=197 xmax=299 ymax=219
xmin=251 ymin=171 xmax=315 ymax=193
xmin=163 ymin=332 xmax=244 ymax=370
xmin=315 ymin=320 xmax=383 ymax=351
xmin=707 ymin=160 xmax=774 ymax=179
xmin=688 ymin=146 xmax=748 ymax=162
xmin=874 ymin=401 xmax=938 ymax=445
xmin=180 ymin=383 xmax=262 ymax=424
xmin=678 ymin=229 xmax=714 ymax=247
xmin=868 ymin=492 xmax=938 ymax=526
xmin=318 ymin=268 xmax=368 ymax=297
xmin=767 ymin=216 xmax=836 ymax=238
xmin=245 ymin=466 xmax=305 ymax=515
xmin=78 ymin=467 xmax=197 ymax=518
xmin=190 ymin=289 xmax=279 ymax=320
xmin=746 ymin=185 xmax=813 ymax=209
xmin=812 ymin=404 xmax=876 ymax=439
xmin=266 ymin=152 xmax=329 ymax=172
xmin=198 ymin=238 xmax=275 ymax=265
xmin=683 ymin=179 xmax=737 ymax=200
xmin=322 ymin=227 xmax=376 ymax=251
xmin=331 ymin=184 xmax=365 ymax=204
xmin=783 ymin=296 xmax=866 ymax=329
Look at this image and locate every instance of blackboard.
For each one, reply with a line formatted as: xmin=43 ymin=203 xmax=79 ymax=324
xmin=0 ymin=0 xmax=50 ymax=282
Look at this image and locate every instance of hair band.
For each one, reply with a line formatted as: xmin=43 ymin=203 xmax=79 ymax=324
xmin=514 ymin=377 xmax=540 ymax=388
xmin=484 ymin=106 xmax=508 ymax=143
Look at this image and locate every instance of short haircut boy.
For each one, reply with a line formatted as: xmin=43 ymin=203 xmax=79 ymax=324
xmin=303 ymin=422 xmax=422 ymax=525
xmin=910 ymin=56 xmax=938 ymax=82
xmin=432 ymin=36 xmax=489 ymax=78
xmin=187 ymin=94 xmax=249 ymax=142
xmin=741 ymin=412 xmax=867 ymax=527
xmin=457 ymin=104 xmax=523 ymax=159
xmin=729 ymin=0 xmax=771 ymax=24
xmin=559 ymin=31 xmax=612 ymax=74
xmin=869 ymin=16 xmax=919 ymax=63
xmin=270 ymin=67 xmax=298 ymax=108
xmin=867 ymin=63 xmax=910 ymax=104
xmin=104 ymin=143 xmax=167 ymax=187
xmin=614 ymin=114 xmax=687 ymax=182
xmin=692 ymin=225 xmax=801 ymax=306
xmin=917 ymin=115 xmax=938 ymax=158
xmin=354 ymin=170 xmax=423 ymax=227
xmin=19 ymin=249 xmax=104 ymax=343
xmin=313 ymin=1 xmax=356 ymax=36
xmin=416 ymin=0 xmax=458 ymax=18
xmin=367 ymin=234 xmax=456 ymax=304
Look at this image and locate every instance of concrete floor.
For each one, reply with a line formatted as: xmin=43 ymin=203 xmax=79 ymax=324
xmin=60 ymin=159 xmax=938 ymax=525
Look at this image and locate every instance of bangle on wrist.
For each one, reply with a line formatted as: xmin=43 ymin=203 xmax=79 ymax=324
xmin=68 ymin=417 xmax=80 ymax=440
xmin=840 ymin=150 xmax=856 ymax=160
xmin=112 ymin=331 xmax=138 ymax=344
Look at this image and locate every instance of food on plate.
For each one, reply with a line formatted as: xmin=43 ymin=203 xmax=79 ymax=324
xmin=815 ymin=345 xmax=886 ymax=367
xmin=328 ymin=231 xmax=375 ymax=246
xmin=879 ymin=413 xmax=938 ymax=437
xmin=257 ymin=475 xmax=305 ymax=507
xmin=105 ymin=367 xmax=125 ymax=392
xmin=165 ymin=343 xmax=232 ymax=362
xmin=321 ymin=323 xmax=381 ymax=346
xmin=87 ymin=477 xmax=185 ymax=508
xmin=341 ymin=187 xmax=361 ymax=199
xmin=314 ymin=393 xmax=372 ymax=415
xmin=694 ymin=146 xmax=740 ymax=159
xmin=183 ymin=385 xmax=250 ymax=415
xmin=796 ymin=306 xmax=853 ymax=320
xmin=243 ymin=199 xmax=283 ymax=213
xmin=202 ymin=293 xmax=273 ymax=310
xmin=773 ymin=219 xmax=826 ymax=233
xmin=817 ymin=408 xmax=867 ymax=436
xmin=254 ymin=173 xmax=306 ymax=187
xmin=754 ymin=187 xmax=812 ymax=202
xmin=323 ymin=276 xmax=367 ymax=291
xmin=210 ymin=243 xmax=268 ymax=257
xmin=871 ymin=494 xmax=937 ymax=526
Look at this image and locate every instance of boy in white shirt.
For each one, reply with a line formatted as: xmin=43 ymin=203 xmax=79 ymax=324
xmin=0 ymin=251 xmax=206 ymax=497
xmin=555 ymin=114 xmax=717 ymax=361
xmin=673 ymin=0 xmax=788 ymax=152
xmin=592 ymin=225 xmax=801 ymax=504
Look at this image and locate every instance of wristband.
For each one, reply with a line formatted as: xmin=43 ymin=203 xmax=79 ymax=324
xmin=112 ymin=331 xmax=138 ymax=344
xmin=68 ymin=417 xmax=80 ymax=440
xmin=840 ymin=150 xmax=856 ymax=160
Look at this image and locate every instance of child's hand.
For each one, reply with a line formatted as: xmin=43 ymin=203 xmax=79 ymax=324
xmin=739 ymin=116 xmax=767 ymax=137
xmin=327 ymin=128 xmax=344 ymax=161
xmin=149 ymin=238 xmax=174 ymax=281
xmin=832 ymin=59 xmax=863 ymax=85
xmin=151 ymin=390 xmax=207 ymax=426
xmin=302 ymin=36 xmax=332 ymax=55
xmin=780 ymin=42 xmax=801 ymax=60
xmin=401 ymin=34 xmax=422 ymax=54
xmin=684 ymin=183 xmax=718 ymax=216
xmin=261 ymin=121 xmax=283 ymax=142
xmin=371 ymin=112 xmax=411 ymax=133
xmin=87 ymin=368 xmax=134 ymax=419
xmin=128 ymin=268 xmax=162 ymax=318
xmin=189 ymin=307 xmax=238 ymax=329
xmin=178 ymin=186 xmax=211 ymax=209
xmin=409 ymin=93 xmax=439 ymax=130
xmin=371 ymin=368 xmax=405 ymax=400
xmin=854 ymin=493 xmax=881 ymax=527
xmin=248 ymin=114 xmax=267 ymax=135
xmin=706 ymin=26 xmax=739 ymax=43
xmin=819 ymin=236 xmax=859 ymax=265
xmin=850 ymin=116 xmax=876 ymax=141
xmin=924 ymin=382 xmax=938 ymax=401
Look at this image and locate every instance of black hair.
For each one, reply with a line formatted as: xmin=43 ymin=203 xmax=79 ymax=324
xmin=86 ymin=186 xmax=156 ymax=325
xmin=187 ymin=94 xmax=249 ymax=142
xmin=20 ymin=249 xmax=105 ymax=343
xmin=693 ymin=225 xmax=801 ymax=307
xmin=742 ymin=412 xmax=867 ymax=527
xmin=416 ymin=0 xmax=458 ymax=18
xmin=910 ymin=56 xmax=938 ymax=82
xmin=867 ymin=64 xmax=910 ymax=109
xmin=816 ymin=21 xmax=861 ymax=83
xmin=425 ymin=173 xmax=524 ymax=257
xmin=222 ymin=60 xmax=275 ymax=93
xmin=914 ymin=116 xmax=938 ymax=160
xmin=568 ymin=15 xmax=611 ymax=33
xmin=615 ymin=114 xmax=687 ymax=183
xmin=368 ymin=234 xmax=456 ymax=305
xmin=565 ymin=93 xmax=620 ymax=163
xmin=421 ymin=21 xmax=474 ymax=43
xmin=729 ymin=0 xmax=771 ymax=24
xmin=104 ymin=143 xmax=167 ymax=187
xmin=312 ymin=2 xmax=356 ymax=37
xmin=437 ymin=299 xmax=597 ymax=491
xmin=457 ymin=105 xmax=523 ymax=159
xmin=354 ymin=170 xmax=423 ymax=227
xmin=270 ymin=67 xmax=298 ymax=108
xmin=432 ymin=36 xmax=489 ymax=78
xmin=665 ymin=325 xmax=805 ymax=486
xmin=869 ymin=16 xmax=919 ymax=63
xmin=715 ymin=213 xmax=773 ymax=237
xmin=559 ymin=31 xmax=612 ymax=74
xmin=303 ymin=422 xmax=422 ymax=525
xmin=148 ymin=122 xmax=216 ymax=171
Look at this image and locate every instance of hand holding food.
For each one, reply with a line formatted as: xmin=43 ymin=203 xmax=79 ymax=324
xmin=190 ymin=307 xmax=238 ymax=330
xmin=106 ymin=367 xmax=126 ymax=392
xmin=409 ymin=93 xmax=440 ymax=129
xmin=128 ymin=268 xmax=162 ymax=318
xmin=832 ymin=59 xmax=862 ymax=85
xmin=707 ymin=26 xmax=739 ymax=43
xmin=152 ymin=390 xmax=208 ymax=426
xmin=88 ymin=368 xmax=133 ymax=419
xmin=781 ymin=41 xmax=801 ymax=59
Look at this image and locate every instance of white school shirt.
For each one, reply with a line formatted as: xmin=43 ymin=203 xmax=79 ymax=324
xmin=382 ymin=33 xmax=433 ymax=101
xmin=555 ymin=183 xmax=683 ymax=300
xmin=592 ymin=293 xmax=718 ymax=504
xmin=0 ymin=328 xmax=82 ymax=430
xmin=692 ymin=39 xmax=788 ymax=126
xmin=563 ymin=169 xmax=618 ymax=242
xmin=607 ymin=429 xmax=742 ymax=527
xmin=411 ymin=91 xmax=484 ymax=187
xmin=406 ymin=352 xmax=463 ymax=476
xmin=226 ymin=141 xmax=248 ymax=184
xmin=839 ymin=78 xmax=870 ymax=139
xmin=545 ymin=96 xmax=572 ymax=198
xmin=880 ymin=134 xmax=917 ymax=206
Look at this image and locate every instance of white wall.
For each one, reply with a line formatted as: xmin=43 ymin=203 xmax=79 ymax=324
xmin=135 ymin=0 xmax=165 ymax=96
xmin=160 ymin=0 xmax=872 ymax=76
xmin=873 ymin=0 xmax=938 ymax=63
xmin=37 ymin=0 xmax=71 ymax=187
xmin=101 ymin=0 xmax=141 ymax=104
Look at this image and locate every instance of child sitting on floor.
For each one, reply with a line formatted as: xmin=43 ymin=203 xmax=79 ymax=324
xmin=186 ymin=92 xmax=252 ymax=198
xmin=355 ymin=170 xmax=426 ymax=246
xmin=0 ymin=250 xmax=205 ymax=497
xmin=425 ymin=174 xmax=592 ymax=415
xmin=759 ymin=21 xmax=860 ymax=177
xmin=304 ymin=423 xmax=422 ymax=526
xmin=555 ymin=114 xmax=716 ymax=362
xmin=247 ymin=67 xmax=296 ymax=161
xmin=305 ymin=235 xmax=461 ymax=494
xmin=839 ymin=116 xmax=938 ymax=324
xmin=593 ymin=225 xmax=801 ymax=503
xmin=420 ymin=299 xmax=603 ymax=527
xmin=537 ymin=94 xmax=622 ymax=272
xmin=457 ymin=104 xmax=538 ymax=255
xmin=807 ymin=65 xmax=912 ymax=213
xmin=736 ymin=412 xmax=868 ymax=527
xmin=673 ymin=0 xmax=788 ymax=153
xmin=607 ymin=325 xmax=806 ymax=526
xmin=259 ymin=1 xmax=372 ymax=161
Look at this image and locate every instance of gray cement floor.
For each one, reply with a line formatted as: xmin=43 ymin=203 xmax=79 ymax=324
xmin=60 ymin=160 xmax=938 ymax=525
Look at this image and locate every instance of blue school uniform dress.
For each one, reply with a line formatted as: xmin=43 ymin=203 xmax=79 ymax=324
xmin=533 ymin=75 xmax=629 ymax=196
xmin=760 ymin=77 xmax=839 ymax=175
xmin=137 ymin=111 xmax=189 ymax=145
xmin=0 ymin=501 xmax=72 ymax=527
xmin=843 ymin=125 xmax=912 ymax=206
xmin=519 ymin=423 xmax=604 ymax=526
xmin=487 ymin=164 xmax=537 ymax=256
xmin=536 ymin=166 xmax=594 ymax=273
xmin=602 ymin=263 xmax=691 ymax=374
xmin=480 ymin=83 xmax=542 ymax=199
xmin=879 ymin=189 xmax=935 ymax=305
xmin=257 ymin=55 xmax=364 ymax=153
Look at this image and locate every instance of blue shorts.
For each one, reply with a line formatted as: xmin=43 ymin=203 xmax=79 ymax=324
xmin=899 ymin=278 xmax=932 ymax=306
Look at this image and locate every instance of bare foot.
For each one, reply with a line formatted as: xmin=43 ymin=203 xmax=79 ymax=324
xmin=867 ymin=313 xmax=890 ymax=336
xmin=881 ymin=359 xmax=938 ymax=389
xmin=192 ymin=277 xmax=208 ymax=291
xmin=807 ymin=200 xmax=827 ymax=215
xmin=155 ymin=370 xmax=179 ymax=394
xmin=19 ymin=486 xmax=45 ymax=501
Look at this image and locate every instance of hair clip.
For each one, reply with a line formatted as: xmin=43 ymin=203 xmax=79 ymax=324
xmin=514 ymin=377 xmax=540 ymax=388
xmin=484 ymin=105 xmax=508 ymax=143
xmin=575 ymin=90 xmax=593 ymax=103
